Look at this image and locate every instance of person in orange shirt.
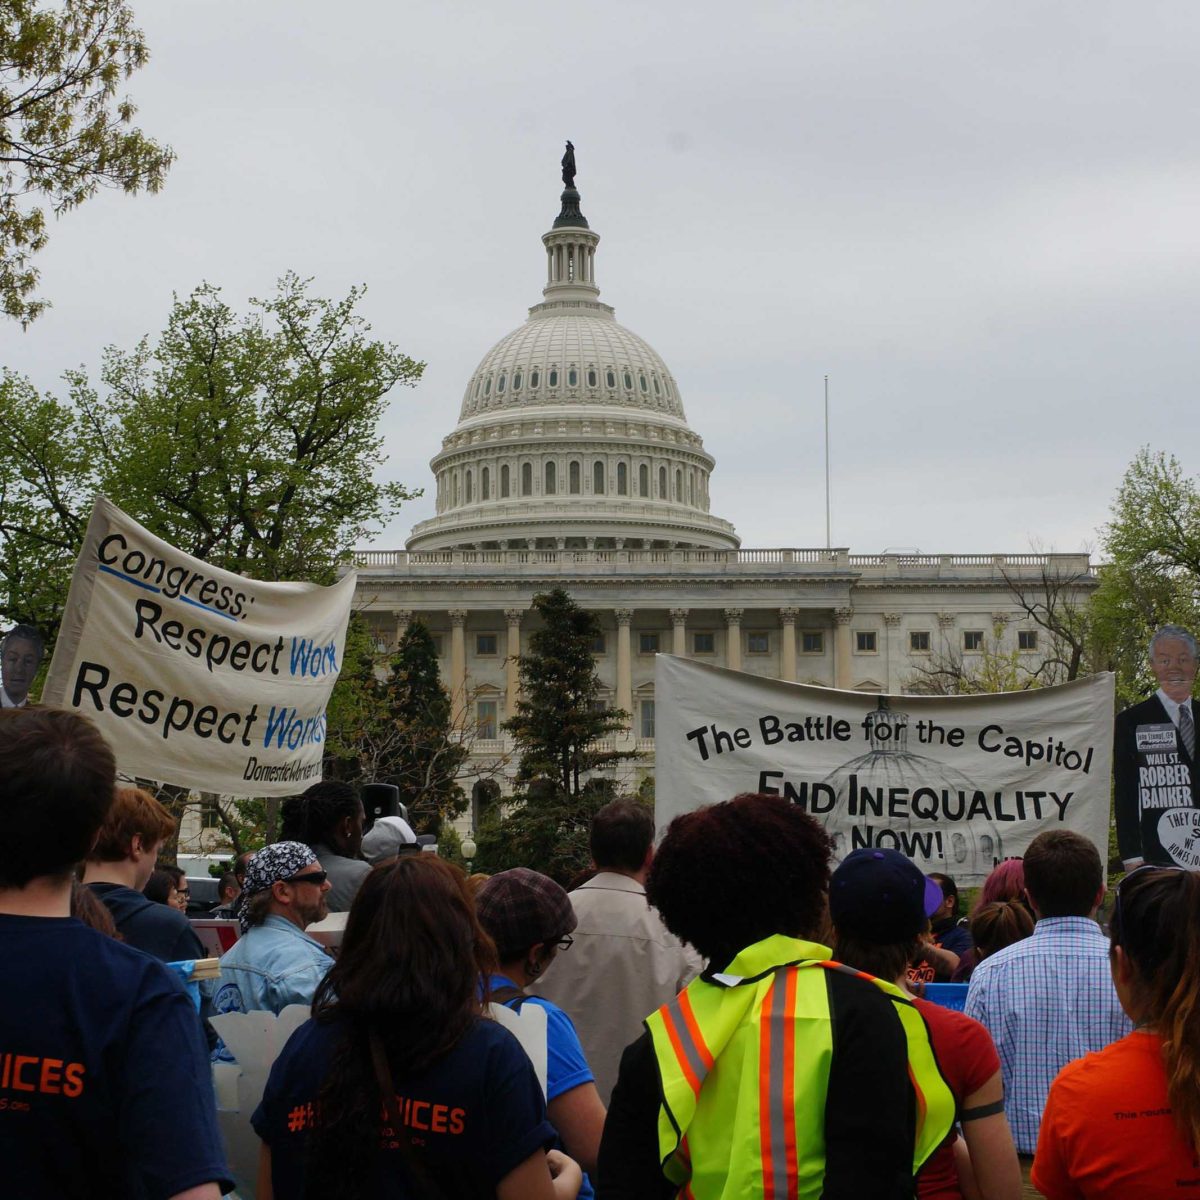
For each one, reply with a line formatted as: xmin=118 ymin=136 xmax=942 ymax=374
xmin=1033 ymin=866 xmax=1200 ymax=1198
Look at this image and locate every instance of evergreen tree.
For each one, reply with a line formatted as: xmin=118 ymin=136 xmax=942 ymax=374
xmin=379 ymin=619 xmax=468 ymax=832
xmin=504 ymin=588 xmax=627 ymax=797
xmin=323 ymin=618 xmax=468 ymax=834
xmin=476 ymin=588 xmax=630 ymax=883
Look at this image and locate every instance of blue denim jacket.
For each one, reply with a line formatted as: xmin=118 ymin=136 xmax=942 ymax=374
xmin=213 ymin=915 xmax=332 ymax=1016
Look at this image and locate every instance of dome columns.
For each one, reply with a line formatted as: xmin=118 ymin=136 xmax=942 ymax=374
xmin=542 ymin=227 xmax=600 ymax=302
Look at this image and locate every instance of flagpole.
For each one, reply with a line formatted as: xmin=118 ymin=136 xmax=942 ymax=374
xmin=824 ymin=374 xmax=831 ymax=550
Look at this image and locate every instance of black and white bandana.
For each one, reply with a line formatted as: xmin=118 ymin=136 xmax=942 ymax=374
xmin=233 ymin=841 xmax=317 ymax=931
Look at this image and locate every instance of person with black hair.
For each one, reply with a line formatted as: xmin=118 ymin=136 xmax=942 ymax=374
xmin=1034 ymin=866 xmax=1200 ymax=1197
xmin=532 ymin=799 xmax=699 ymax=1105
xmin=597 ymin=793 xmax=956 ymax=1200
xmin=209 ymin=870 xmax=240 ymax=918
xmin=831 ymin=849 xmax=1021 ymax=1200
xmin=927 ymin=871 xmax=972 ymax=974
xmin=161 ymin=863 xmax=189 ymax=912
xmin=252 ymin=856 xmax=581 ymax=1200
xmin=0 ymin=707 xmax=231 ymax=1198
xmin=144 ymin=867 xmax=179 ymax=908
xmin=281 ymin=780 xmax=369 ymax=911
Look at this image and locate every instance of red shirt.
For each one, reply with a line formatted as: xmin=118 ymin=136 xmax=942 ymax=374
xmin=1033 ymin=1031 xmax=1200 ymax=1198
xmin=914 ymin=997 xmax=1002 ymax=1200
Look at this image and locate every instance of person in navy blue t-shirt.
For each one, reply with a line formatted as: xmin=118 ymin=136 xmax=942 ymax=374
xmin=253 ymin=855 xmax=581 ymax=1200
xmin=82 ymin=785 xmax=207 ymax=963
xmin=0 ymin=707 xmax=231 ymax=1200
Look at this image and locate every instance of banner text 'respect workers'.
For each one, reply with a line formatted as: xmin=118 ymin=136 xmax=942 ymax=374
xmin=68 ymin=548 xmax=339 ymax=748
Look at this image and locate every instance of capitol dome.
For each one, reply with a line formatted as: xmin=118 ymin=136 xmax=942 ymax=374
xmin=406 ymin=152 xmax=739 ymax=553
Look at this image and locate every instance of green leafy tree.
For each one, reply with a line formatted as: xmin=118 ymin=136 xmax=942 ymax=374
xmin=475 ymin=589 xmax=630 ymax=882
xmin=1092 ymin=449 xmax=1200 ymax=704
xmin=0 ymin=272 xmax=423 ymax=638
xmin=0 ymin=275 xmax=422 ymax=845
xmin=1 ymin=0 xmax=175 ymax=324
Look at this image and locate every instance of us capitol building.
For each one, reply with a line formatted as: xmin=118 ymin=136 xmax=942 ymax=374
xmin=350 ymin=150 xmax=1093 ymax=795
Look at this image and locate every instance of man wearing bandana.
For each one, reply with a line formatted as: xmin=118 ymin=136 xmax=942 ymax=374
xmin=213 ymin=842 xmax=334 ymax=1017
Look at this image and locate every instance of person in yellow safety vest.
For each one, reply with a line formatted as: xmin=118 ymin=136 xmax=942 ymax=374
xmin=596 ymin=793 xmax=957 ymax=1200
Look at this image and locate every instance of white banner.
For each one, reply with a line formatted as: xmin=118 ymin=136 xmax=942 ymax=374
xmin=42 ymin=497 xmax=355 ymax=796
xmin=654 ymin=656 xmax=1115 ymax=885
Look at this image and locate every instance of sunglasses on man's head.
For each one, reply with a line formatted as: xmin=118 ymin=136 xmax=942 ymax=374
xmin=287 ymin=870 xmax=328 ymax=887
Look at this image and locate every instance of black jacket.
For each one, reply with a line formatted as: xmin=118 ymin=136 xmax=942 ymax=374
xmin=1114 ymin=694 xmax=1199 ymax=866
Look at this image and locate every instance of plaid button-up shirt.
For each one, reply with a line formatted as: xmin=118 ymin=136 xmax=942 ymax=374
xmin=964 ymin=916 xmax=1132 ymax=1154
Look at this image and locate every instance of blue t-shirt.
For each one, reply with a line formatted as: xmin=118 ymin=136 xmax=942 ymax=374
xmin=253 ymin=1015 xmax=556 ymax=1198
xmin=0 ymin=913 xmax=232 ymax=1199
xmin=489 ymin=973 xmax=597 ymax=1200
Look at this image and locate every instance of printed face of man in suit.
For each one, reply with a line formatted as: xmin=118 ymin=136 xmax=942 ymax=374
xmin=1151 ymin=636 xmax=1197 ymax=704
xmin=1 ymin=635 xmax=41 ymax=705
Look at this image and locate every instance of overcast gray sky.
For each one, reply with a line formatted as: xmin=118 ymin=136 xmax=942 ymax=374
xmin=4 ymin=0 xmax=1198 ymax=556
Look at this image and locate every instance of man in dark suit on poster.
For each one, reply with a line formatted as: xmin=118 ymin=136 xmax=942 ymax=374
xmin=1114 ymin=624 xmax=1199 ymax=868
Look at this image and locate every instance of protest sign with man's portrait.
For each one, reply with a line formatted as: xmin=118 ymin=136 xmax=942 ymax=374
xmin=1 ymin=624 xmax=44 ymax=708
xmin=1114 ymin=624 xmax=1200 ymax=868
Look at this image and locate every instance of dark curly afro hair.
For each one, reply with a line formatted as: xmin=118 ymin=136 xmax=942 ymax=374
xmin=646 ymin=792 xmax=832 ymax=970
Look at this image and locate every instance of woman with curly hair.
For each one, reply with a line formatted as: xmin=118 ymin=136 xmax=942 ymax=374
xmin=597 ymin=793 xmax=956 ymax=1200
xmin=1033 ymin=866 xmax=1200 ymax=1198
xmin=252 ymin=855 xmax=581 ymax=1200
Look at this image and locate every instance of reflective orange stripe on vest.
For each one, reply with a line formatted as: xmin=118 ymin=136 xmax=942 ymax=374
xmin=645 ymin=935 xmax=957 ymax=1200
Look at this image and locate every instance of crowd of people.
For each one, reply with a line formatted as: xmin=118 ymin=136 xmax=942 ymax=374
xmin=2 ymin=702 xmax=1198 ymax=1199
